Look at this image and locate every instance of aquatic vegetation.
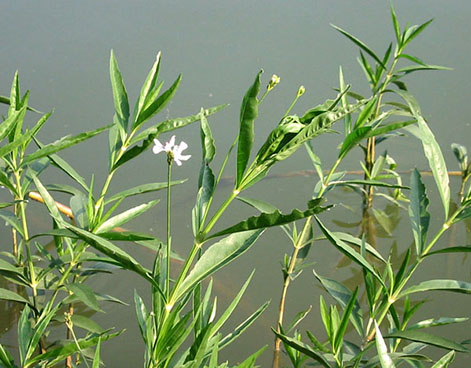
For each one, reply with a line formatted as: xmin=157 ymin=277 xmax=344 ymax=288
xmin=0 ymin=4 xmax=469 ymax=368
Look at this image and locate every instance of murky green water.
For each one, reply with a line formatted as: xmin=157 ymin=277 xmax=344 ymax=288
xmin=1 ymin=0 xmax=470 ymax=366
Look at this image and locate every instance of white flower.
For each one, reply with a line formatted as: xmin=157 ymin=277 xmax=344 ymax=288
xmin=153 ymin=135 xmax=191 ymax=166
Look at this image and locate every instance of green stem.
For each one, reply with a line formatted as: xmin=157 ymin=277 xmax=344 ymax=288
xmin=274 ymin=218 xmax=311 ymax=353
xmin=14 ymin=172 xmax=37 ymax=309
xmin=169 ymin=189 xmax=239 ymax=308
xmin=166 ymin=160 xmax=172 ymax=298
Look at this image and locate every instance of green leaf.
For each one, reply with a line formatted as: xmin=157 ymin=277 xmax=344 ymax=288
xmin=95 ymin=200 xmax=159 ymax=233
xmin=110 ymin=50 xmax=130 ymax=133
xmin=31 ymin=173 xmax=63 ymax=223
xmin=400 ymin=279 xmax=471 ymax=297
xmin=402 ymin=19 xmax=433 ymax=49
xmin=331 ymin=232 xmax=385 ymax=262
xmin=25 ymin=331 xmax=121 ymax=367
xmin=332 ymin=179 xmax=408 ymax=190
xmin=0 ymin=210 xmax=24 ymax=238
xmin=134 ymin=52 xmax=161 ymax=121
xmin=210 ymin=272 xmax=254 ymax=336
xmin=339 ymin=126 xmax=371 ymax=158
xmin=236 ymin=70 xmax=262 ymax=188
xmin=62 ymin=223 xmax=159 ymax=292
xmin=25 ymin=304 xmax=61 ymax=362
xmin=209 ymin=199 xmax=326 ymax=239
xmin=314 ymin=271 xmax=363 ymax=338
xmin=390 ymin=3 xmax=401 ymax=46
xmin=386 ymin=330 xmax=468 ymax=352
xmin=218 ymin=300 xmax=269 ymax=349
xmin=200 ymin=107 xmax=216 ymax=162
xmin=365 ymin=120 xmax=416 ymax=139
xmin=375 ymin=322 xmax=396 ymax=368
xmin=237 ymin=346 xmax=267 ymax=368
xmin=175 ymin=230 xmax=264 ymax=302
xmin=0 ymin=342 xmax=16 ymax=368
xmin=315 ymin=217 xmax=385 ymax=288
xmin=34 ymin=138 xmax=89 ymax=192
xmin=71 ymin=314 xmax=105 ymax=334
xmin=0 ymin=107 xmax=24 ymax=142
xmin=134 ymin=74 xmax=181 ymax=130
xmin=399 ymin=90 xmax=450 ymax=219
xmin=334 ymin=287 xmax=359 ymax=350
xmin=66 ymin=283 xmax=103 ymax=312
xmin=332 ymin=24 xmax=386 ymax=70
xmin=0 ymin=287 xmax=30 ymax=305
xmin=354 ymin=96 xmax=377 ymax=128
xmin=92 ymin=337 xmax=102 ymax=368
xmin=431 ymin=351 xmax=455 ymax=368
xmin=409 ymin=169 xmax=430 ymax=256
xmin=424 ymin=246 xmax=471 ymax=257
xmin=409 ymin=317 xmax=468 ymax=330
xmin=105 ymin=180 xmax=185 ymax=204
xmin=18 ymin=305 xmax=32 ymax=365
xmin=396 ymin=65 xmax=451 ymax=75
xmin=22 ymin=125 xmax=110 ymax=167
xmin=98 ymin=231 xmax=154 ymax=241
xmin=272 ymin=330 xmax=331 ymax=368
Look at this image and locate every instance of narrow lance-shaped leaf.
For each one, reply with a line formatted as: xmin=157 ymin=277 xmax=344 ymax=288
xmin=424 ymin=246 xmax=471 ymax=257
xmin=94 ymin=200 xmax=159 ymax=233
xmin=375 ymin=322 xmax=397 ymax=368
xmin=0 ymin=287 xmax=30 ymax=305
xmin=236 ymin=70 xmax=262 ymax=188
xmin=409 ymin=169 xmax=430 ymax=256
xmin=386 ymin=329 xmax=469 ymax=353
xmin=22 ymin=124 xmax=111 ymax=167
xmin=174 ymin=230 xmax=264 ymax=302
xmin=430 ymin=351 xmax=455 ymax=368
xmin=400 ymin=279 xmax=471 ymax=297
xmin=315 ymin=216 xmax=385 ymax=288
xmin=390 ymin=2 xmax=401 ymax=46
xmin=66 ymin=283 xmax=103 ymax=312
xmin=33 ymin=138 xmax=89 ymax=192
xmin=334 ymin=287 xmax=359 ymax=350
xmin=272 ymin=330 xmax=331 ymax=368
xmin=106 ymin=180 xmax=185 ymax=204
xmin=133 ymin=74 xmax=182 ymax=130
xmin=314 ymin=271 xmax=363 ymax=338
xmin=398 ymin=89 xmax=450 ymax=219
xmin=332 ymin=24 xmax=386 ymax=70
xmin=0 ymin=342 xmax=15 ymax=368
xmin=134 ymin=51 xmax=161 ymax=121
xmin=25 ymin=331 xmax=121 ymax=368
xmin=208 ymin=199 xmax=327 ymax=239
xmin=0 ymin=107 xmax=24 ymax=142
xmin=110 ymin=50 xmax=130 ymax=133
xmin=354 ymin=96 xmax=377 ymax=129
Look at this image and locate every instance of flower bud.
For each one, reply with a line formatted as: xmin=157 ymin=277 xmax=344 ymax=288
xmin=267 ymin=74 xmax=281 ymax=91
xmin=297 ymin=85 xmax=306 ymax=97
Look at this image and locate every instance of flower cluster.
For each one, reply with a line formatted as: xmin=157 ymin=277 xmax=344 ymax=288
xmin=153 ymin=135 xmax=191 ymax=166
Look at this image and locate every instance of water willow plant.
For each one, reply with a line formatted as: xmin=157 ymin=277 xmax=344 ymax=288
xmin=272 ymin=51 xmax=471 ymax=368
xmin=0 ymin=51 xmax=223 ymax=367
xmin=333 ymin=3 xmax=450 ymax=209
xmin=122 ymin=71 xmax=371 ymax=367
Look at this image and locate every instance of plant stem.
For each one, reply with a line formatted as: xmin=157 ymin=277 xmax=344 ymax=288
xmin=169 ymin=189 xmax=239 ymax=307
xmin=166 ymin=160 xmax=172 ymax=298
xmin=274 ymin=218 xmax=311 ymax=353
xmin=14 ymin=172 xmax=38 ymax=309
